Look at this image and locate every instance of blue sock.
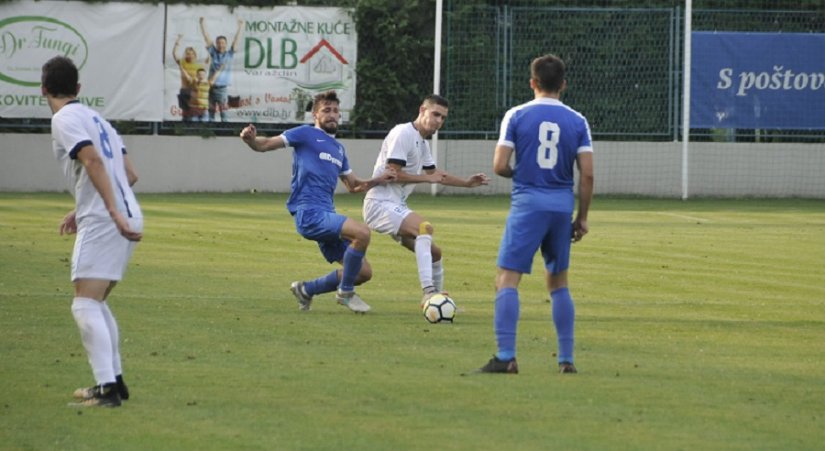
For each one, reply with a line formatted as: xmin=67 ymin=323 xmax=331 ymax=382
xmin=494 ymin=288 xmax=519 ymax=361
xmin=551 ymin=287 xmax=575 ymax=363
xmin=339 ymin=247 xmax=365 ymax=292
xmin=304 ymin=270 xmax=339 ymax=296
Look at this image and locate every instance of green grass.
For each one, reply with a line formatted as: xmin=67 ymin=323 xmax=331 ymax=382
xmin=1 ymin=193 xmax=824 ymax=450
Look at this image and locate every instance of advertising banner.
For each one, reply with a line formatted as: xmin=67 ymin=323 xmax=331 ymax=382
xmin=691 ymin=32 xmax=825 ymax=129
xmin=0 ymin=0 xmax=164 ymax=120
xmin=165 ymin=4 xmax=357 ymax=124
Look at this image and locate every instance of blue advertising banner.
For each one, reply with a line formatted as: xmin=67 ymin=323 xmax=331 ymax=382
xmin=691 ymin=32 xmax=825 ymax=130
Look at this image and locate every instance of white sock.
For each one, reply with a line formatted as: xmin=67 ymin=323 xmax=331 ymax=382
xmin=415 ymin=234 xmax=434 ymax=291
xmin=71 ymin=297 xmax=116 ymax=385
xmin=100 ymin=301 xmax=122 ymax=376
xmin=432 ymin=259 xmax=444 ymax=292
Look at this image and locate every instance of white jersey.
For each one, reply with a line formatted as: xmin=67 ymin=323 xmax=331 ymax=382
xmin=51 ymin=101 xmax=142 ymax=221
xmin=364 ymin=122 xmax=435 ymax=204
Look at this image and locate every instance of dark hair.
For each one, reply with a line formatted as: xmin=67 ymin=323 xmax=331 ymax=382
xmin=41 ymin=56 xmax=79 ymax=97
xmin=216 ymin=35 xmax=228 ymax=43
xmin=422 ymin=94 xmax=449 ymax=108
xmin=311 ymin=90 xmax=340 ymax=112
xmin=531 ymin=54 xmax=566 ymax=93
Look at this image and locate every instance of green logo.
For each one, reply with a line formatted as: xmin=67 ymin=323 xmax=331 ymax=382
xmin=0 ymin=16 xmax=88 ymax=87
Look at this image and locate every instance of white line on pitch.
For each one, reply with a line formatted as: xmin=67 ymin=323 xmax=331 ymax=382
xmin=656 ymin=212 xmax=711 ymax=223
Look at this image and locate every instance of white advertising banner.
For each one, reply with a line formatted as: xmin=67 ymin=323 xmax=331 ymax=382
xmin=166 ymin=4 xmax=357 ymax=123
xmin=0 ymin=0 xmax=164 ymax=120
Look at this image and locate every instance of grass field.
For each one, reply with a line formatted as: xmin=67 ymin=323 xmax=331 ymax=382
xmin=1 ymin=192 xmax=824 ymax=450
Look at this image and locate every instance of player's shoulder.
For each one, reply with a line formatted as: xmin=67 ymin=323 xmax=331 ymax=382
xmin=53 ymin=102 xmax=96 ymax=126
xmin=522 ymin=98 xmax=588 ymax=122
xmin=388 ymin=121 xmax=416 ymax=137
xmin=286 ymin=124 xmax=316 ymax=137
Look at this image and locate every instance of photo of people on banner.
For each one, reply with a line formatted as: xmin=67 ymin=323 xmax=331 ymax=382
xmin=164 ymin=4 xmax=357 ymax=124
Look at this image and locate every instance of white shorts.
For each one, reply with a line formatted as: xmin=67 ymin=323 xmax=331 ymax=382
xmin=363 ymin=199 xmax=413 ymax=241
xmin=71 ymin=216 xmax=143 ymax=282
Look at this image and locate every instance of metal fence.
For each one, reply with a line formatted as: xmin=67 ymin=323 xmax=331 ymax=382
xmin=441 ymin=3 xmax=825 ymax=141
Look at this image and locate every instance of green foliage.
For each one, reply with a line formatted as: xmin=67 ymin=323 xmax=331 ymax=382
xmin=350 ymin=0 xmax=435 ymax=132
xmin=2 ymin=193 xmax=825 ymax=449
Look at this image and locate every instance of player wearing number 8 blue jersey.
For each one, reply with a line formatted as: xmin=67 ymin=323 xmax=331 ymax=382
xmin=470 ymin=54 xmax=594 ymax=375
xmin=42 ymin=56 xmax=143 ymax=406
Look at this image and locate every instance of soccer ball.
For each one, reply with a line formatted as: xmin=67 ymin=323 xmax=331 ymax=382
xmin=422 ymin=294 xmax=457 ymax=324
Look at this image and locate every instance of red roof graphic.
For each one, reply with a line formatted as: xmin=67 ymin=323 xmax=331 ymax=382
xmin=300 ymin=39 xmax=348 ymax=65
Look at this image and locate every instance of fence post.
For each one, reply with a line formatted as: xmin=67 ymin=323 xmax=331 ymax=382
xmin=681 ymin=0 xmax=692 ymax=200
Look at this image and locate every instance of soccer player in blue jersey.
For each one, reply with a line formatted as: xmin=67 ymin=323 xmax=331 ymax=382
xmin=471 ymin=54 xmax=594 ymax=374
xmin=239 ymin=91 xmax=396 ymax=313
xmin=42 ymin=56 xmax=143 ymax=406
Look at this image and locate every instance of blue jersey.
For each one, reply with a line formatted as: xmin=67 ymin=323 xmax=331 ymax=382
xmin=497 ymin=97 xmax=593 ymax=213
xmin=282 ymin=125 xmax=352 ymax=214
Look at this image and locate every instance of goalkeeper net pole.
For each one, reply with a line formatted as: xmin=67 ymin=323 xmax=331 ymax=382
xmin=431 ymin=0 xmax=444 ymax=197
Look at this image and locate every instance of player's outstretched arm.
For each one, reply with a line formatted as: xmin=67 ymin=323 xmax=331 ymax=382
xmin=340 ymin=168 xmax=397 ymax=193
xmin=439 ymin=172 xmax=490 ymax=188
xmin=382 ymin=162 xmax=444 ymax=185
xmin=239 ymin=124 xmax=286 ymax=152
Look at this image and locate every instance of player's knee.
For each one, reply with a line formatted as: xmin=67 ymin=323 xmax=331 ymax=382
xmin=418 ymin=221 xmax=434 ymax=236
xmin=352 ymin=223 xmax=371 ymax=246
xmin=432 ymin=245 xmax=442 ymax=261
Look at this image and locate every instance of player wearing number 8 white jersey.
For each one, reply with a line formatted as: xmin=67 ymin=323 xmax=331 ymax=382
xmin=470 ymin=54 xmax=593 ymax=375
xmin=43 ymin=56 xmax=143 ymax=407
xmin=52 ymin=95 xmax=142 ymax=227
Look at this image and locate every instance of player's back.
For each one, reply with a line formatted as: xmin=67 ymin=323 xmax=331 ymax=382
xmin=51 ymin=102 xmax=141 ymax=221
xmin=498 ymin=97 xmax=592 ymax=212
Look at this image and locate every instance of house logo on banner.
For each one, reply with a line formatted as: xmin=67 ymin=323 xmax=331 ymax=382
xmin=0 ymin=16 xmax=88 ymax=87
xmin=165 ymin=5 xmax=357 ymax=124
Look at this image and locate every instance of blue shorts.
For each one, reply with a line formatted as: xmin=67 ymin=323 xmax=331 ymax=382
xmin=496 ymin=209 xmax=573 ymax=275
xmin=294 ymin=209 xmax=350 ymax=263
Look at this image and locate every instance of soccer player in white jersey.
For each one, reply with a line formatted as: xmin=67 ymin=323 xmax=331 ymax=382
xmin=362 ymin=95 xmax=489 ymax=308
xmin=470 ymin=54 xmax=594 ymax=375
xmin=240 ymin=91 xmax=395 ymax=313
xmin=41 ymin=56 xmax=143 ymax=406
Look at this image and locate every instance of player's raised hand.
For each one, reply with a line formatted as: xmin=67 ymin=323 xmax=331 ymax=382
xmin=59 ymin=210 xmax=77 ymax=235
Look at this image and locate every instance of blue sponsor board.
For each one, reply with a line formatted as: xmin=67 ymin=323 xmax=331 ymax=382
xmin=691 ymin=32 xmax=825 ymax=129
